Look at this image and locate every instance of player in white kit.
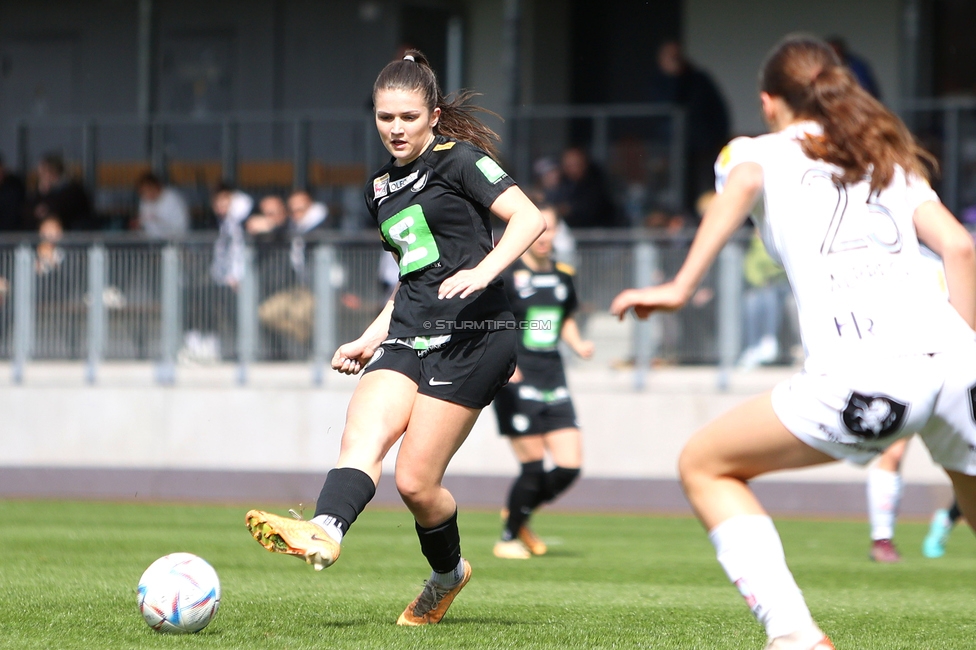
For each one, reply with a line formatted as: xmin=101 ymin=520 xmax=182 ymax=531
xmin=612 ymin=35 xmax=976 ymax=650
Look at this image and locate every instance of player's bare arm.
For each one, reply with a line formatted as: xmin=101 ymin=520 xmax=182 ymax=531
xmin=913 ymin=200 xmax=976 ymax=329
xmin=560 ymin=316 xmax=594 ymax=359
xmin=332 ymin=289 xmax=398 ymax=375
xmin=610 ymin=162 xmax=763 ymax=320
xmin=438 ymin=186 xmax=546 ymax=300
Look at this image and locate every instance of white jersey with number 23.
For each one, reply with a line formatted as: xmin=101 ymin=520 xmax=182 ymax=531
xmin=716 ymin=121 xmax=976 ymax=371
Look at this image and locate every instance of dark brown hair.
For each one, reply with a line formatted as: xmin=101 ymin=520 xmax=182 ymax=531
xmin=760 ymin=35 xmax=934 ymax=194
xmin=372 ymin=49 xmax=501 ymax=157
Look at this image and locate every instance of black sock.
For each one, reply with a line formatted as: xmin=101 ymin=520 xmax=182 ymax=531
xmin=503 ymin=461 xmax=545 ymax=540
xmin=948 ymin=499 xmax=963 ymax=523
xmin=539 ymin=466 xmax=581 ymax=503
xmin=313 ymin=467 xmax=376 ymax=534
xmin=415 ymin=510 xmax=461 ymax=574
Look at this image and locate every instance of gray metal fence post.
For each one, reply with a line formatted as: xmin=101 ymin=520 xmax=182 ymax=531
xmin=12 ymin=244 xmax=34 ymax=384
xmin=716 ymin=240 xmax=744 ymax=391
xmin=312 ymin=244 xmax=337 ymax=386
xmin=150 ymin=121 xmax=166 ymax=180
xmin=16 ymin=121 xmax=30 ymax=175
xmin=156 ymin=245 xmax=181 ymax=385
xmin=236 ymin=246 xmax=256 ymax=385
xmin=632 ymin=240 xmax=658 ymax=391
xmin=85 ymin=245 xmax=106 ymax=384
xmin=593 ymin=112 xmax=609 ymax=166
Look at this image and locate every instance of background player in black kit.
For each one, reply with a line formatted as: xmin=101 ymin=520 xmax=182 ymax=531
xmin=246 ymin=51 xmax=546 ymax=626
xmin=492 ymin=205 xmax=594 ymax=560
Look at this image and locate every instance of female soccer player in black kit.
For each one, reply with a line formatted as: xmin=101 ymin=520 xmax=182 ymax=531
xmin=245 ymin=51 xmax=545 ymax=625
xmin=492 ymin=205 xmax=593 ymax=559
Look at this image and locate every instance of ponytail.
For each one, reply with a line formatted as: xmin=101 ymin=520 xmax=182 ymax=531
xmin=761 ymin=36 xmax=935 ymax=194
xmin=373 ymin=49 xmax=502 ymax=157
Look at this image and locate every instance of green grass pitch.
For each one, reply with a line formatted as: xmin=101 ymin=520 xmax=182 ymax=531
xmin=1 ymin=500 xmax=974 ymax=649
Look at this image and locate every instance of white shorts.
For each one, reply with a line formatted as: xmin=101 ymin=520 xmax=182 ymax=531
xmin=771 ymin=350 xmax=976 ymax=475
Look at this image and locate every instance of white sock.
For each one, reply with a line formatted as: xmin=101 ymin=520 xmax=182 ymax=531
xmin=430 ymin=557 xmax=465 ymax=587
xmin=709 ymin=514 xmax=814 ymax=639
xmin=310 ymin=515 xmax=344 ymax=545
xmin=867 ymin=468 xmax=902 ymax=541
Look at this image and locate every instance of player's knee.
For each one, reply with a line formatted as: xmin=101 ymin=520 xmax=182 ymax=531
xmin=395 ymin=472 xmax=435 ymax=509
xmin=678 ymin=441 xmax=709 ymax=490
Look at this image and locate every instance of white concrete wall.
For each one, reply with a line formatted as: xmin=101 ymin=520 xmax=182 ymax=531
xmin=684 ymin=0 xmax=903 ymax=135
xmin=0 ymin=363 xmax=949 ymax=486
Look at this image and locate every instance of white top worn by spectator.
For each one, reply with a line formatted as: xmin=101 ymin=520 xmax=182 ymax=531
xmin=139 ymin=186 xmax=190 ymax=238
xmin=211 ymin=190 xmax=253 ymax=287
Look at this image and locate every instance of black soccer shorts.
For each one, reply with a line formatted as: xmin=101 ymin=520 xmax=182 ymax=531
xmin=492 ymin=381 xmax=579 ymax=436
xmin=362 ymin=328 xmax=517 ymax=409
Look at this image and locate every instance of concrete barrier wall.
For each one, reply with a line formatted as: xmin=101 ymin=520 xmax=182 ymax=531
xmin=0 ymin=363 xmax=950 ymax=483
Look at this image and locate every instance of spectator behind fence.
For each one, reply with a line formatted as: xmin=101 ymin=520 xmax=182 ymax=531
xmin=827 ymin=36 xmax=881 ymax=99
xmin=135 ymin=172 xmax=189 ymax=239
xmin=256 ymin=190 xmax=335 ymax=346
xmin=286 ymin=190 xmax=328 ymax=282
xmin=35 ymin=216 xmax=64 ymax=276
xmin=210 ymin=184 xmax=253 ymax=289
xmin=0 ymin=153 xmax=26 ymax=231
xmin=246 ymin=195 xmax=289 ymax=241
xmin=737 ymin=229 xmax=789 ymax=370
xmin=647 ymin=40 xmax=730 ymax=212
xmin=31 ymin=153 xmax=94 ymax=231
xmin=552 ymin=147 xmax=620 ymax=229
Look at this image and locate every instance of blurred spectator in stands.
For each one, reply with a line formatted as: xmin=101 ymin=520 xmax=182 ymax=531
xmin=210 ymin=183 xmax=253 ymax=289
xmin=0 ymin=152 xmax=26 ymax=231
xmin=647 ymin=40 xmax=730 ymax=212
xmin=533 ymin=156 xmax=563 ymax=206
xmin=551 ymin=147 xmax=620 ymax=229
xmin=737 ymin=229 xmax=789 ymax=370
xmin=827 ymin=36 xmax=881 ymax=99
xmin=135 ymin=172 xmax=189 ymax=239
xmin=35 ymin=216 xmax=64 ymax=276
xmin=286 ymin=190 xmax=328 ymax=282
xmin=31 ymin=153 xmax=94 ymax=231
xmin=246 ymin=194 xmax=289 ymax=240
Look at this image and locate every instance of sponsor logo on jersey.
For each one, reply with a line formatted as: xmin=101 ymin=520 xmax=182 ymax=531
xmin=512 ymin=269 xmax=531 ymax=290
xmin=476 ymin=156 xmax=507 ymax=183
xmin=373 ymin=174 xmax=389 ymax=199
xmin=433 ymin=141 xmax=456 ymax=151
xmin=410 ymin=171 xmax=429 ymax=192
xmin=388 ymin=170 xmax=420 ymax=193
xmin=841 ymin=392 xmax=907 ymax=440
xmin=530 ymin=274 xmax=559 ymax=288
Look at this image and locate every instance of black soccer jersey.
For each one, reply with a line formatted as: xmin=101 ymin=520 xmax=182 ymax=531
xmin=502 ymin=258 xmax=579 ymax=387
xmin=365 ymin=136 xmax=516 ymax=338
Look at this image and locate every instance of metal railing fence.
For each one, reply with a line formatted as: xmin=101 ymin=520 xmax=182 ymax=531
xmin=0 ymin=229 xmax=795 ymax=389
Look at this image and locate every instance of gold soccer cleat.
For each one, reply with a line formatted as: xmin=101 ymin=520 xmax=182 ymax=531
xmin=396 ymin=559 xmax=472 ymax=626
xmin=245 ymin=509 xmax=340 ymax=571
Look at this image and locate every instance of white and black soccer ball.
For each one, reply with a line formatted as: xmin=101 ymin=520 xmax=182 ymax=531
xmin=137 ymin=553 xmax=221 ymax=633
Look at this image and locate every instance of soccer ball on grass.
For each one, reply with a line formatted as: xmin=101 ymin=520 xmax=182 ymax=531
xmin=137 ymin=552 xmax=221 ymax=633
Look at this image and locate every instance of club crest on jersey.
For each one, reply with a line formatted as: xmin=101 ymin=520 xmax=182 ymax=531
xmin=512 ymin=269 xmax=531 ymax=290
xmin=841 ymin=392 xmax=907 ymax=440
xmin=411 ymin=171 xmax=429 ymax=192
xmin=373 ymin=174 xmax=389 ymax=199
xmin=388 ymin=170 xmax=420 ymax=193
